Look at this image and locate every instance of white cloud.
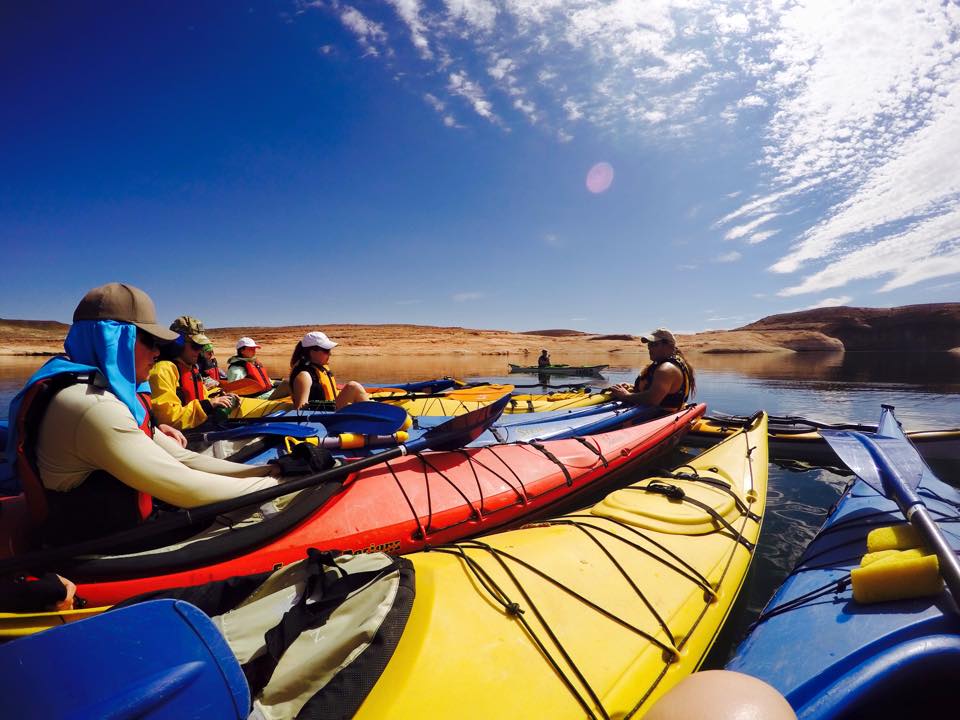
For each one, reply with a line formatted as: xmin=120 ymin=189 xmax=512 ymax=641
xmin=779 ymin=206 xmax=960 ymax=296
xmin=805 ymin=295 xmax=852 ymax=310
xmin=337 ymin=6 xmax=387 ymax=56
xmin=443 ymin=0 xmax=498 ymax=32
xmin=543 ymin=233 xmax=562 ymax=247
xmin=385 ymin=0 xmax=432 ymax=58
xmin=715 ymin=251 xmax=742 ymax=263
xmin=452 ymin=291 xmax=484 ymax=302
xmin=725 ymin=212 xmax=778 ymax=241
xmin=448 ymin=71 xmax=501 ymax=123
xmin=746 ymin=229 xmax=779 ymax=245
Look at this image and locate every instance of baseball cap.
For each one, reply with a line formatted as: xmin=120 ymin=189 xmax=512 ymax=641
xmin=73 ymin=283 xmax=179 ymax=341
xmin=169 ymin=315 xmax=212 ymax=346
xmin=640 ymin=328 xmax=677 ymax=345
xmin=301 ymin=331 xmax=338 ymax=351
xmin=236 ymin=336 xmax=261 ymax=350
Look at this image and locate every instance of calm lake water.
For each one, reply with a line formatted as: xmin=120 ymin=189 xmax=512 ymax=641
xmin=2 ymin=350 xmax=958 ymax=664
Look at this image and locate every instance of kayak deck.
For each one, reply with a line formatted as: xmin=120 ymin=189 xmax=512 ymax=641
xmin=355 ymin=413 xmax=768 ymax=718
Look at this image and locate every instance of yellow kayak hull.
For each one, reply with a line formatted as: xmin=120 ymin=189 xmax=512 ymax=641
xmin=356 ymin=413 xmax=769 ymax=718
xmin=0 ymin=606 xmax=106 ymax=640
xmin=384 ymin=388 xmax=612 ymax=416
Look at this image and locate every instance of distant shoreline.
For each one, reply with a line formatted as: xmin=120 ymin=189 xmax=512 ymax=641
xmin=1 ymin=303 xmax=957 ymax=356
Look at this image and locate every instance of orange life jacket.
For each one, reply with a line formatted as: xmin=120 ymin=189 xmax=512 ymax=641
xmin=228 ymin=358 xmax=273 ymax=394
xmin=14 ymin=374 xmax=155 ymax=546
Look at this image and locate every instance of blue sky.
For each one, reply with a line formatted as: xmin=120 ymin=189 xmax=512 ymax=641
xmin=2 ymin=1 xmax=958 ymax=334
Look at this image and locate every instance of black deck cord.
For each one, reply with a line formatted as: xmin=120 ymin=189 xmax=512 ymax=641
xmin=566 ymin=521 xmax=677 ymax=647
xmin=624 ymin=482 xmax=755 ymax=551
xmin=430 ymin=543 xmax=605 ymax=720
xmin=443 ymin=540 xmax=677 ymax=653
xmin=527 ymin=441 xmax=574 ymax=486
xmin=383 ymin=460 xmax=428 ymax=542
xmin=748 ymin=575 xmax=852 ymax=629
xmin=573 ymin=436 xmax=608 ymax=467
xmin=414 ymin=452 xmax=482 ymax=523
xmin=657 ymin=468 xmax=761 ymax=522
xmin=553 ymin=517 xmax=714 ymax=596
xmin=455 ymin=446 xmax=528 ymax=504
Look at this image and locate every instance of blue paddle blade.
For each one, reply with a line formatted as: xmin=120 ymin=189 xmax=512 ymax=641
xmin=312 ymin=401 xmax=409 ymax=435
xmin=821 ymin=429 xmax=885 ymax=495
xmin=203 ymin=423 xmax=319 ymax=442
xmin=414 ymin=393 xmax=511 ymax=452
xmin=822 ymin=406 xmax=928 ymax=499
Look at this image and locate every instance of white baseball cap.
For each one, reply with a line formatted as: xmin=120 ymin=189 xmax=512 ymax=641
xmin=301 ymin=331 xmax=338 ymax=351
xmin=236 ymin=336 xmax=261 ymax=350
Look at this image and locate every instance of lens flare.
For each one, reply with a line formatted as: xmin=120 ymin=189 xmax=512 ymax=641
xmin=586 ymin=162 xmax=614 ymax=194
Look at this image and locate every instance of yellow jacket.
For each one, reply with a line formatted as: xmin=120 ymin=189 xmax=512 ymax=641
xmin=149 ymin=359 xmax=210 ymax=430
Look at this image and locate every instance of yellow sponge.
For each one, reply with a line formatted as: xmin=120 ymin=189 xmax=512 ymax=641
xmin=852 ymin=551 xmax=942 ymax=604
xmin=866 ymin=524 xmax=922 ymax=552
xmin=860 ymin=547 xmax=927 ymax=567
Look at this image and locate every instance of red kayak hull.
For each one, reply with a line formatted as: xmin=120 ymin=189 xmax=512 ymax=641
xmin=37 ymin=405 xmax=705 ymax=606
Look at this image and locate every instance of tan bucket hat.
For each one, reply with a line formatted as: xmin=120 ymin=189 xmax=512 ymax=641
xmin=73 ymin=283 xmax=179 ymax=341
xmin=169 ymin=315 xmax=212 ymax=345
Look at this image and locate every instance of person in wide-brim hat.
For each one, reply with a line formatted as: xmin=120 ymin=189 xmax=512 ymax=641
xmin=5 ymin=282 xmax=280 ymax=549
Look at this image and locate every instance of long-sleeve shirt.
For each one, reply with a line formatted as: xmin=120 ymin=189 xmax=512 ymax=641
xmin=37 ymin=382 xmax=278 ymax=508
xmin=149 ymin=359 xmax=210 ymax=430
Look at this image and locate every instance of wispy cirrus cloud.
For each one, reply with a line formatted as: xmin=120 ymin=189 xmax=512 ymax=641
xmin=452 ymin=291 xmax=484 ymax=302
xmin=805 ymin=295 xmax=852 ymax=310
xmin=302 ymin=1 xmax=960 ymax=298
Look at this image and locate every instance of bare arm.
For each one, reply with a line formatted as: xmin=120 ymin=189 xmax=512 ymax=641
xmin=292 ymin=371 xmax=312 ymax=410
xmin=609 ymin=364 xmax=682 ymax=407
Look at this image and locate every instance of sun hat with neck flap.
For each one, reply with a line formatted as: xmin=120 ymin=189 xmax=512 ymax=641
xmin=73 ymin=283 xmax=178 ymax=341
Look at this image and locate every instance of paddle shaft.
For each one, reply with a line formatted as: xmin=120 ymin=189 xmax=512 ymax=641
xmin=0 ymin=443 xmax=413 ymax=576
xmin=907 ymin=504 xmax=960 ymax=603
xmin=866 ymin=436 xmax=960 ymax=606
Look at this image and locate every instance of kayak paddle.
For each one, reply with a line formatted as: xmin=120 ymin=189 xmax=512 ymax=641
xmin=0 ymin=394 xmax=511 ymax=576
xmin=821 ymin=404 xmax=960 ymax=607
xmin=369 ymin=384 xmax=515 ymax=403
xmin=218 ymin=400 xmax=409 ymax=435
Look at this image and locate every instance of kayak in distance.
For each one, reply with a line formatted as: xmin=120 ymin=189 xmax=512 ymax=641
xmin=687 ymin=412 xmax=960 ymax=468
xmin=509 ymin=363 xmax=608 ymax=375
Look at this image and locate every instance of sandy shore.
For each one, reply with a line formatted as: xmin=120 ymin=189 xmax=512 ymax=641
xmin=0 ymin=320 xmax=843 ymax=358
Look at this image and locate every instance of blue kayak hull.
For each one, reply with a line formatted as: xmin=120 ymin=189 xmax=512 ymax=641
xmin=726 ymin=469 xmax=960 ymax=718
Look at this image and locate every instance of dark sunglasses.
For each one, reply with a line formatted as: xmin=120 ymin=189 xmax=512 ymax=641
xmin=136 ymin=331 xmax=163 ymax=350
xmin=310 ymin=346 xmax=331 ymax=353
xmin=190 ymin=341 xmax=205 ymax=351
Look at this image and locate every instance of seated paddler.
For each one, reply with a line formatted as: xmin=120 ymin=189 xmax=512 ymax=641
xmin=149 ymin=315 xmax=239 ymax=430
xmin=6 ymin=283 xmax=279 ymax=547
xmin=221 ymin=336 xmax=276 ymax=397
xmin=288 ymin=331 xmax=369 ymax=410
xmin=609 ymin=328 xmax=695 ymax=413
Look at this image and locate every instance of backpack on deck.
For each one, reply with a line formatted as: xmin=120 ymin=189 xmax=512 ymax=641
xmin=118 ymin=548 xmax=415 ymax=720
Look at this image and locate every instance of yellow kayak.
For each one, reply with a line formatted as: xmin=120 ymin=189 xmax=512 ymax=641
xmin=356 ymin=412 xmax=769 ymax=718
xmin=0 ymin=606 xmax=104 ymax=640
xmin=383 ymin=387 xmax=612 ymax=416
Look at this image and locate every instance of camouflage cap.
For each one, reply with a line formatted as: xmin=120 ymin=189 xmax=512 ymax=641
xmin=169 ymin=315 xmax=212 ymax=345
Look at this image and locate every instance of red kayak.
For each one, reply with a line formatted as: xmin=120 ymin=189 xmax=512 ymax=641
xmin=30 ymin=404 xmax=705 ymax=606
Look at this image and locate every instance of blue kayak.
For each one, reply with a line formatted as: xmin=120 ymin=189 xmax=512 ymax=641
xmin=0 ymin=599 xmax=249 ymax=719
xmin=221 ymin=401 xmax=664 ymax=463
xmin=726 ymin=413 xmax=960 ymax=718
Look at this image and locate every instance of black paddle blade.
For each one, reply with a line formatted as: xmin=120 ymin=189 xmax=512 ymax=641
xmin=418 ymin=393 xmax=511 ymax=452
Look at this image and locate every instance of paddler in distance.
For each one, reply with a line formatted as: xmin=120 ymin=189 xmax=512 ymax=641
xmin=6 ymin=283 xmax=280 ymax=547
xmin=149 ymin=315 xmax=239 ymax=429
xmin=288 ymin=331 xmax=369 ymax=410
xmin=223 ymin=336 xmax=276 ymax=396
xmin=609 ymin=328 xmax=695 ymax=412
